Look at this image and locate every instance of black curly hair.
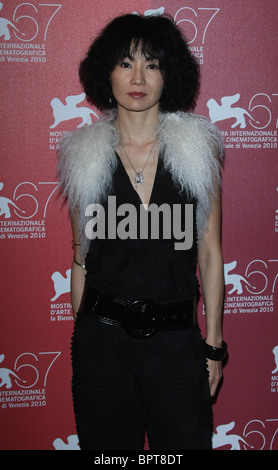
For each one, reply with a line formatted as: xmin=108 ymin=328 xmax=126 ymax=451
xmin=79 ymin=13 xmax=200 ymax=112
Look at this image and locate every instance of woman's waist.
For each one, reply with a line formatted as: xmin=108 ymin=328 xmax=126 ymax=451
xmin=78 ymin=283 xmax=197 ymax=338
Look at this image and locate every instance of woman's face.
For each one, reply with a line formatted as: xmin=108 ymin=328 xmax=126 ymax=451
xmin=110 ymin=50 xmax=164 ymax=114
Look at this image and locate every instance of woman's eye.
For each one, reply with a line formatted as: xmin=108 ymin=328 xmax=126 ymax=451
xmin=120 ymin=61 xmax=131 ymax=68
xmin=147 ymin=63 xmax=159 ymax=70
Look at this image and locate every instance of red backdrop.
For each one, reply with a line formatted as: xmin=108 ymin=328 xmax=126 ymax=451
xmin=1 ymin=0 xmax=277 ymax=450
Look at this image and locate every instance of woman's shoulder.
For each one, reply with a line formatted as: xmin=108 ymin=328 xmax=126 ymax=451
xmin=162 ymin=111 xmax=221 ymax=139
xmin=57 ymin=112 xmax=119 ymax=210
xmin=57 ymin=113 xmax=118 ymax=162
xmin=161 ymin=111 xmax=224 ymax=158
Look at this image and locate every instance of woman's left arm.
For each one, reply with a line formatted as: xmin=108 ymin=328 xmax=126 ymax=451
xmin=197 ymin=190 xmax=224 ymax=396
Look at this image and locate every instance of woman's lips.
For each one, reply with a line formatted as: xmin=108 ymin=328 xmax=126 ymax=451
xmin=128 ymin=92 xmax=146 ymax=99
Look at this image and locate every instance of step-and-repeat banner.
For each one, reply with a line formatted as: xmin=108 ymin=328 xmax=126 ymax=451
xmin=1 ymin=0 xmax=277 ymax=450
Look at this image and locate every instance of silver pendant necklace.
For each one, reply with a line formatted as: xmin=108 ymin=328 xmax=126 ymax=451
xmin=120 ymin=141 xmax=157 ymax=188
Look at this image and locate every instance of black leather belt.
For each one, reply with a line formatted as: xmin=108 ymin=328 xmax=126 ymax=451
xmin=79 ymin=287 xmax=195 ymax=339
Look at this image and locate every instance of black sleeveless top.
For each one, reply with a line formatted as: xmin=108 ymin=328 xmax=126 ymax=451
xmin=85 ymin=152 xmax=199 ymax=304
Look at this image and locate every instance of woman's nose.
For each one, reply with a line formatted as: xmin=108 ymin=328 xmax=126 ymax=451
xmin=131 ymin=65 xmax=145 ymax=85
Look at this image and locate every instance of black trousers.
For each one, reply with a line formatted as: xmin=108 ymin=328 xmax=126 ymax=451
xmin=71 ymin=311 xmax=212 ymax=450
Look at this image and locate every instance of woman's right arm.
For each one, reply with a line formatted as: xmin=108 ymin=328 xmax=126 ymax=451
xmin=71 ymin=211 xmax=86 ymax=320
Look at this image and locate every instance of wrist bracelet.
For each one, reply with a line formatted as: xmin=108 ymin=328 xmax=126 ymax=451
xmin=73 ymin=258 xmax=86 ymax=269
xmin=203 ymin=340 xmax=228 ymax=361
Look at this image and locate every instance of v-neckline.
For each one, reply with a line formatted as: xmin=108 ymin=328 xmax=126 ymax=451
xmin=115 ymin=150 xmax=161 ymax=209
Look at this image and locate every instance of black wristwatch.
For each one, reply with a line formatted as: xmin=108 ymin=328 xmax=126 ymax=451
xmin=203 ymin=340 xmax=228 ymax=361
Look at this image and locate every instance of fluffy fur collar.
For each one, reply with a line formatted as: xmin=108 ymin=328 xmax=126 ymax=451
xmin=57 ymin=111 xmax=224 ymax=257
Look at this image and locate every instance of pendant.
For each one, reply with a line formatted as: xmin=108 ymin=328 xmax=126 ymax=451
xmin=134 ymin=171 xmax=144 ymax=186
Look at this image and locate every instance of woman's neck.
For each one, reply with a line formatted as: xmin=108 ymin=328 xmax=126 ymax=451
xmin=114 ymin=106 xmax=160 ymax=207
xmin=115 ymin=106 xmax=159 ymax=146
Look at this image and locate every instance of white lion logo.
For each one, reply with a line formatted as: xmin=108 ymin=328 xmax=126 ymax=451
xmin=51 ymin=269 xmax=71 ymax=301
xmin=224 ymin=261 xmax=255 ymax=294
xmin=207 ymin=93 xmax=259 ymax=128
xmin=50 ymin=93 xmax=99 ymax=129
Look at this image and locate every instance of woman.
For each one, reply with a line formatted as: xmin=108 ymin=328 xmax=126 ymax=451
xmin=58 ymin=13 xmax=227 ymax=450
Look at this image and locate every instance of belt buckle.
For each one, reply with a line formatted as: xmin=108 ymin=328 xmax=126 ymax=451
xmin=123 ymin=299 xmax=159 ymax=339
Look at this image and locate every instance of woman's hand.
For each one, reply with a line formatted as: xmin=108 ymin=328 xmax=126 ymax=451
xmin=207 ymin=359 xmax=223 ymax=396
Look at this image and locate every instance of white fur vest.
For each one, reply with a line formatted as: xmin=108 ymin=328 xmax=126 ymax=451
xmin=57 ymin=111 xmax=224 ymax=258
